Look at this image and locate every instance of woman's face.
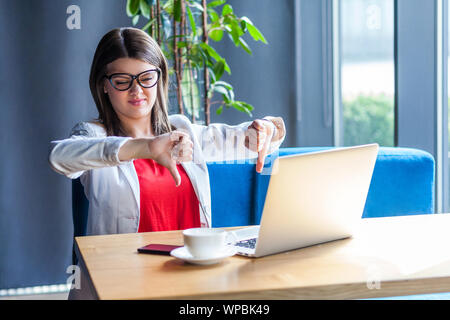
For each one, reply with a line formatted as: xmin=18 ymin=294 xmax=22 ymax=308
xmin=104 ymin=58 xmax=159 ymax=124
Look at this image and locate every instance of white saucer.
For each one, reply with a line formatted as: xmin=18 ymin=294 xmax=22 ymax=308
xmin=170 ymin=246 xmax=237 ymax=265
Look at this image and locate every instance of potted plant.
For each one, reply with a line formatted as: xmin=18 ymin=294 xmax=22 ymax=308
xmin=126 ymin=0 xmax=267 ymax=125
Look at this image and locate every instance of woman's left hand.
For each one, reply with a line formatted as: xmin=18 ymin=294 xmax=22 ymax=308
xmin=245 ymin=119 xmax=276 ymax=173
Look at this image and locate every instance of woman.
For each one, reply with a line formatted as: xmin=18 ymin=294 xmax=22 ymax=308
xmin=49 ymin=27 xmax=286 ymax=235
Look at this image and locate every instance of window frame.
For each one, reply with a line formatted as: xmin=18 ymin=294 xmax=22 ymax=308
xmin=394 ymin=0 xmax=448 ymax=213
xmin=297 ymin=0 xmax=448 ymax=213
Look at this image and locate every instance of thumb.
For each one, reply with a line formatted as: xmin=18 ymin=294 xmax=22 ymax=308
xmin=256 ymin=151 xmax=267 ymax=173
xmin=167 ymin=161 xmax=181 ymax=187
xmin=256 ymin=132 xmax=271 ymax=173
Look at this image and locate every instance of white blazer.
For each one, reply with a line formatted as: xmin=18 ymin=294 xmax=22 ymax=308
xmin=49 ymin=114 xmax=285 ymax=235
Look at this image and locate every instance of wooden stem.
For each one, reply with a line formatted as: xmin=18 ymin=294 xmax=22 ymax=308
xmin=189 ymin=63 xmax=196 ymax=123
xmin=173 ymin=15 xmax=184 ymax=115
xmin=156 ymin=0 xmax=161 ymax=45
xmin=201 ymin=0 xmax=210 ymax=125
xmin=149 ymin=5 xmax=154 ymax=37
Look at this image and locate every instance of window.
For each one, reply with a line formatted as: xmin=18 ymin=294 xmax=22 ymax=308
xmin=339 ymin=0 xmax=395 ymax=147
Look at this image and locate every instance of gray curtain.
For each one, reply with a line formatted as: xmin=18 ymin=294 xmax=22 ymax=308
xmin=210 ymin=0 xmax=296 ymax=144
xmin=0 ymin=0 xmax=131 ymax=289
xmin=0 ymin=0 xmax=295 ymax=290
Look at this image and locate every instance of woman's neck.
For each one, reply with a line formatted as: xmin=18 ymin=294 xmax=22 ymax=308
xmin=121 ymin=117 xmax=154 ymax=138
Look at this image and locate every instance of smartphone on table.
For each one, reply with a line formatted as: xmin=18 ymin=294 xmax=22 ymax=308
xmin=137 ymin=243 xmax=182 ymax=255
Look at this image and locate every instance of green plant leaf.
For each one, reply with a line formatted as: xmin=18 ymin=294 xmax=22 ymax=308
xmin=247 ymin=23 xmax=267 ymax=43
xmin=227 ymin=19 xmax=244 ymax=45
xmin=222 ymin=93 xmax=231 ymax=104
xmin=197 ymin=50 xmax=208 ymax=66
xmin=186 ymin=6 xmax=197 ymax=37
xmin=230 ymin=102 xmax=248 ymax=114
xmin=127 ymin=0 xmax=140 ymax=17
xmin=226 ymin=27 xmax=239 ymax=45
xmin=174 ymin=0 xmax=182 ymax=22
xmin=241 ymin=16 xmax=268 ymax=44
xmin=139 ymin=0 xmax=151 ymax=19
xmin=126 ymin=0 xmax=262 ymax=121
xmin=212 ymin=85 xmax=229 ymax=97
xmin=189 ymin=1 xmax=204 ymax=12
xmin=216 ymin=105 xmax=224 ymax=115
xmin=209 ymin=28 xmax=224 ymax=41
xmin=227 ymin=87 xmax=235 ymax=102
xmin=238 ymin=101 xmax=254 ymax=112
xmin=212 ymin=60 xmax=225 ymax=80
xmin=231 ymin=101 xmax=253 ymax=116
xmin=162 ymin=0 xmax=174 ymax=15
xmin=199 ymin=43 xmax=220 ymax=61
xmin=208 ymin=0 xmax=226 ymax=8
xmin=181 ymin=67 xmax=200 ymax=119
xmin=189 ymin=60 xmax=201 ymax=70
xmin=222 ymin=4 xmax=233 ymax=16
xmin=199 ymin=43 xmax=231 ymax=74
xmin=238 ymin=37 xmax=252 ymax=55
xmin=223 ymin=62 xmax=230 ymax=74
xmin=176 ymin=41 xmax=188 ymax=48
xmin=132 ymin=15 xmax=140 ymax=26
xmin=240 ymin=17 xmax=253 ymax=26
xmin=208 ymin=8 xmax=219 ymax=22
xmin=208 ymin=68 xmax=216 ymax=85
xmin=195 ymin=43 xmax=208 ymax=63
xmin=211 ymin=82 xmax=234 ymax=102
xmin=214 ymin=80 xmax=233 ymax=91
xmin=240 ymin=19 xmax=247 ymax=32
xmin=142 ymin=18 xmax=156 ymax=31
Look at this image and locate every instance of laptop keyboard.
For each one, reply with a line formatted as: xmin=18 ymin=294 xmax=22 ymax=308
xmin=235 ymin=238 xmax=257 ymax=249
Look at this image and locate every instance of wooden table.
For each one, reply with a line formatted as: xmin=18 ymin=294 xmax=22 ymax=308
xmin=74 ymin=214 xmax=450 ymax=300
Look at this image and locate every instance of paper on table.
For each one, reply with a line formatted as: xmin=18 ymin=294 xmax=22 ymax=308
xmin=354 ymin=218 xmax=450 ymax=276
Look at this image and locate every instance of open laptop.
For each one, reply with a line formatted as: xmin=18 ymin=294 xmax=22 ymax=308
xmin=229 ymin=143 xmax=379 ymax=258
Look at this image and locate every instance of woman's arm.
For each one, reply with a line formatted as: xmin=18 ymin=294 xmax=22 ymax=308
xmin=189 ymin=116 xmax=286 ymax=164
xmin=117 ymin=138 xmax=151 ymax=161
xmin=190 ymin=120 xmax=256 ymax=163
xmin=245 ymin=117 xmax=286 ymax=173
xmin=261 ymin=116 xmax=286 ymax=146
xmin=49 ymin=122 xmax=193 ymax=186
xmin=118 ymin=131 xmax=193 ymax=186
xmin=48 ymin=122 xmax=132 ymax=179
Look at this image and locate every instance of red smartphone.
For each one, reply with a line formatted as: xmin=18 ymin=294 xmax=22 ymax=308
xmin=137 ymin=243 xmax=182 ymax=255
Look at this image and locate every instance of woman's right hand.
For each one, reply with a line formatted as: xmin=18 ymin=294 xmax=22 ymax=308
xmin=118 ymin=130 xmax=194 ymax=187
xmin=147 ymin=131 xmax=193 ymax=187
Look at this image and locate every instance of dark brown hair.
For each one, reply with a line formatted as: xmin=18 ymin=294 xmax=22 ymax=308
xmin=89 ymin=27 xmax=171 ymax=136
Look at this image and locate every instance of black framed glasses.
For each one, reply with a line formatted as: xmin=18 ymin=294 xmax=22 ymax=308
xmin=104 ymin=69 xmax=161 ymax=91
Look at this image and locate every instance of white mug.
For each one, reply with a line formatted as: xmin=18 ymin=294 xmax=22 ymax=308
xmin=183 ymin=228 xmax=237 ymax=258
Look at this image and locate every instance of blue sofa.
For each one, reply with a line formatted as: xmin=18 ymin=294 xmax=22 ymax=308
xmin=72 ymin=146 xmax=439 ymax=299
xmin=209 ymin=147 xmax=435 ymax=228
xmin=73 ymin=146 xmax=435 ymax=236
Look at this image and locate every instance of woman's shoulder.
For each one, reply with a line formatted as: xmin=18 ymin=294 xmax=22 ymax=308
xmin=169 ymin=114 xmax=193 ymax=129
xmin=70 ymin=120 xmax=107 ymax=137
xmin=86 ymin=121 xmax=106 ymax=131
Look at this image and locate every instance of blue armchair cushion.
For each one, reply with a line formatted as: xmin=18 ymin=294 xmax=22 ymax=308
xmin=210 ymin=147 xmax=435 ymax=227
xmin=73 ymin=147 xmax=435 ymax=231
xmin=207 ymin=162 xmax=256 ymax=228
xmin=275 ymin=147 xmax=435 ymax=219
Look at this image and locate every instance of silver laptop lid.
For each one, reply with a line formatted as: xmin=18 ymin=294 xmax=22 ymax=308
xmin=253 ymin=144 xmax=379 ymax=257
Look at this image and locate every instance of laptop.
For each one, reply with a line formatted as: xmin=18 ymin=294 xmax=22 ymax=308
xmin=229 ymin=143 xmax=379 ymax=258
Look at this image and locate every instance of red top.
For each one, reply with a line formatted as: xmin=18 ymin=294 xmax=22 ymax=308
xmin=133 ymin=159 xmax=201 ymax=232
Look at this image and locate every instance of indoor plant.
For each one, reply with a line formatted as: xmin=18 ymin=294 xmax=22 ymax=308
xmin=126 ymin=0 xmax=267 ymax=125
